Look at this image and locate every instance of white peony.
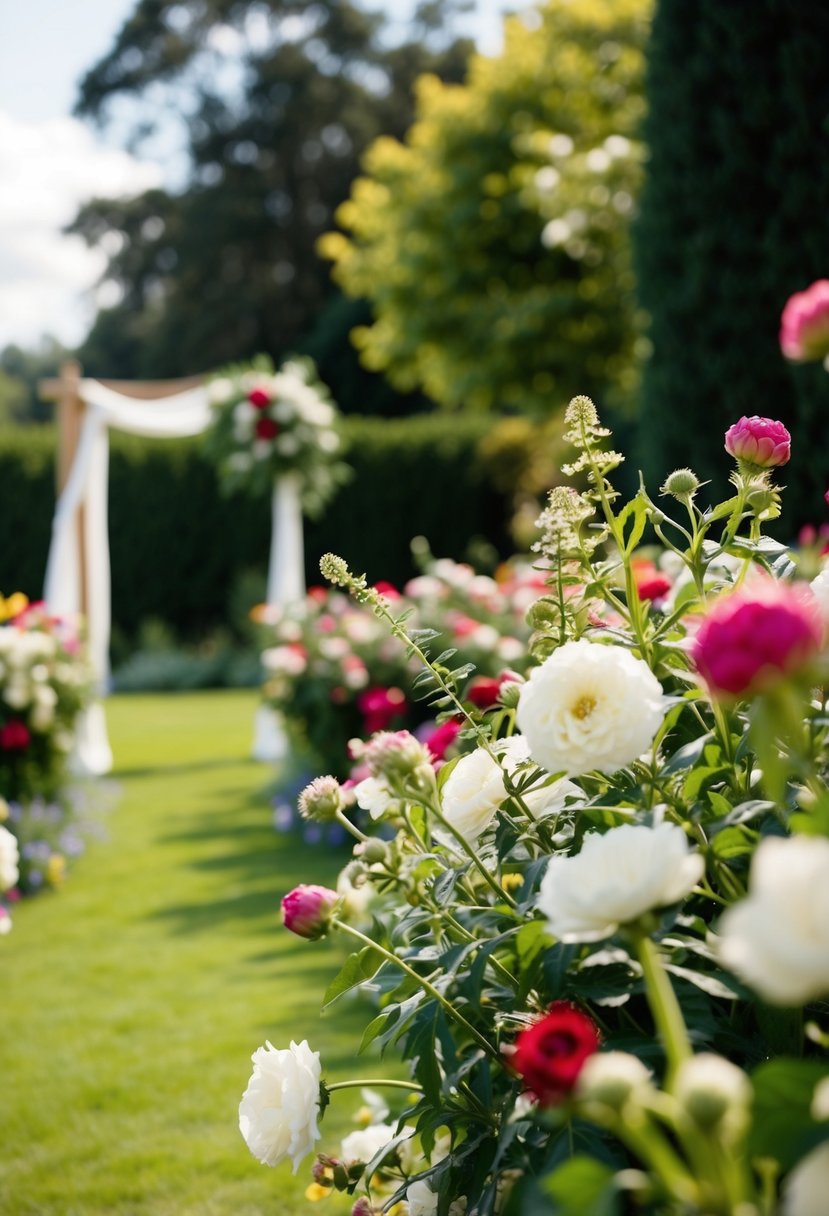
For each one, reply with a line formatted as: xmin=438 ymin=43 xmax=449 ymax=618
xmin=516 ymin=640 xmax=667 ymax=777
xmin=500 ymin=735 xmax=583 ymax=818
xmin=537 ymin=823 xmax=704 ymax=942
xmin=782 ymin=1142 xmax=829 ymax=1216
xmin=340 ymin=1122 xmax=399 ymax=1165
xmin=716 ymin=836 xmax=829 ymax=1005
xmin=439 ymin=746 xmax=509 ymax=842
xmin=238 ymin=1039 xmax=322 ymax=1171
xmin=0 ymin=824 xmax=19 ymax=890
xmin=406 ymin=1179 xmax=439 ymax=1216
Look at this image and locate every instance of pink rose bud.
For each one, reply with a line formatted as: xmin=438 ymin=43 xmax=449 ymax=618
xmin=780 ymin=279 xmax=829 ymax=361
xmin=691 ymin=582 xmax=823 ymax=698
xmin=724 ymin=416 xmax=791 ymax=469
xmin=281 ymin=884 xmax=338 ymax=939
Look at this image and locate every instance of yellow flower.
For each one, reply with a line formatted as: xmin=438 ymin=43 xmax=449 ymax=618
xmin=0 ymin=592 xmax=28 ymax=622
xmin=47 ymin=855 xmax=66 ymax=886
xmin=304 ymin=1183 xmax=331 ymax=1202
xmin=0 ymin=797 xmax=9 ymax=823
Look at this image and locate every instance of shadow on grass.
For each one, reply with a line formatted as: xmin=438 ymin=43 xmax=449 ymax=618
xmin=113 ymin=755 xmax=262 ymax=781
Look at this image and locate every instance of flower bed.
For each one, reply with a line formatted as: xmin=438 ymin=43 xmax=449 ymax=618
xmin=239 ymin=395 xmax=829 ymax=1216
xmin=257 ymin=552 xmax=547 ymax=780
xmin=0 ymin=595 xmax=93 ymax=932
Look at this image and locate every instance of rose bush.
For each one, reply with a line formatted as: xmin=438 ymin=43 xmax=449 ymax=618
xmin=240 ymin=395 xmax=829 ymax=1216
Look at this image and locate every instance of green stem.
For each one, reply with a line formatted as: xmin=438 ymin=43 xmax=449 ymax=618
xmin=634 ymin=934 xmax=692 ymax=1080
xmin=428 ymin=799 xmax=517 ymax=909
xmin=326 ymin=1078 xmax=422 ymax=1095
xmin=331 ymin=918 xmax=500 ymax=1062
xmin=335 ymin=809 xmax=370 ymax=843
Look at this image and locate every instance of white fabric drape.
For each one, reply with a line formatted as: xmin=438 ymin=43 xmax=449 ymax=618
xmin=251 ymin=474 xmax=307 ymax=762
xmin=43 ymin=378 xmax=307 ymax=775
xmin=44 ymin=380 xmax=212 ymax=775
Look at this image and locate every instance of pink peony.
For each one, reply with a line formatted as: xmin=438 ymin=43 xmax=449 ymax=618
xmin=281 ymin=884 xmax=338 ymax=939
xmin=0 ymin=720 xmax=31 ymax=751
xmin=357 ymin=686 xmax=406 ymax=735
xmin=691 ymin=582 xmax=823 ymax=698
xmin=780 ymin=279 xmax=829 ymax=362
xmin=724 ymin=416 xmax=791 ymax=469
xmin=423 ymin=717 xmax=462 ymax=762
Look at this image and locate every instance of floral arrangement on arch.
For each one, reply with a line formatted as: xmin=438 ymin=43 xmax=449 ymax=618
xmin=255 ymin=552 xmax=548 ymax=782
xmin=204 ymin=354 xmax=349 ymax=514
xmin=238 ymin=373 xmax=829 ymax=1216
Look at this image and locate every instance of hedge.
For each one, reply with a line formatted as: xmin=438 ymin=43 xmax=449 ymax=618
xmin=0 ymin=415 xmax=512 ymax=639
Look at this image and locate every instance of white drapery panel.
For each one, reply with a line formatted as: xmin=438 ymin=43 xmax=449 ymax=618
xmin=43 ymin=377 xmax=307 ymax=774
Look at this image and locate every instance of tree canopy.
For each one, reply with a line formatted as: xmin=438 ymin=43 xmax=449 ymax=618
xmin=69 ymin=0 xmax=474 ymax=392
xmin=320 ymin=0 xmax=651 ymax=416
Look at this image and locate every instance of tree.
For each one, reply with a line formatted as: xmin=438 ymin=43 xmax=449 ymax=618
xmin=634 ymin=0 xmax=829 ymax=530
xmin=320 ymin=0 xmax=650 ymax=417
xmin=70 ymin=0 xmax=475 ymax=386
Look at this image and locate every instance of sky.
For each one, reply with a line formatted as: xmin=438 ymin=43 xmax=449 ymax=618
xmin=0 ymin=0 xmax=521 ymax=351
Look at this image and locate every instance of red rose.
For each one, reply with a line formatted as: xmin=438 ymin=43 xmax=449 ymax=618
xmin=511 ymin=1002 xmax=600 ymax=1105
xmin=637 ymin=574 xmax=672 ymax=603
xmin=248 ymin=387 xmax=271 ymax=409
xmin=0 ymin=719 xmax=31 ymax=751
xmin=255 ymin=416 xmax=279 ymax=440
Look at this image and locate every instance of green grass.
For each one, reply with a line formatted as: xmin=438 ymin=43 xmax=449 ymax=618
xmin=0 ymin=691 xmax=369 ymax=1216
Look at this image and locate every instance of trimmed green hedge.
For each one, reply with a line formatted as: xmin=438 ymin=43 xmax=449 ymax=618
xmin=0 ymin=416 xmax=511 ymax=638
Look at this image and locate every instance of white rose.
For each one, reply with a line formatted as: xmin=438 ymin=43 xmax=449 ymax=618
xmin=439 ymin=746 xmax=509 ymax=842
xmin=516 ymin=640 xmax=667 ymax=777
xmin=537 ymin=823 xmax=704 ymax=942
xmin=261 ymin=646 xmax=306 ymax=676
xmin=340 ymin=1122 xmax=399 ymax=1165
xmin=406 ymin=1179 xmax=438 ymax=1216
xmin=318 ymin=430 xmax=340 ymax=452
xmin=716 ymin=836 xmax=829 ymax=1005
xmin=207 ymin=377 xmax=234 ymax=404
xmin=782 ymin=1142 xmax=829 ymax=1216
xmin=238 ymin=1039 xmax=321 ymax=1171
xmin=234 ymin=401 xmax=257 ymax=426
xmin=0 ymin=824 xmax=19 ymax=890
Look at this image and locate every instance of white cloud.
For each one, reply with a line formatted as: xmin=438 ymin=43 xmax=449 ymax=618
xmin=0 ymin=111 xmax=161 ymax=349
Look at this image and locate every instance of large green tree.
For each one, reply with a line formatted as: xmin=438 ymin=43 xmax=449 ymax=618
xmin=321 ymin=0 xmax=650 ymax=417
xmin=70 ymin=0 xmax=474 ymax=392
xmin=634 ymin=0 xmax=829 ymax=529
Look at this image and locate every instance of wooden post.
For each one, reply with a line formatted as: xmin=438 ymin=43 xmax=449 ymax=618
xmin=39 ymin=361 xmax=88 ymax=616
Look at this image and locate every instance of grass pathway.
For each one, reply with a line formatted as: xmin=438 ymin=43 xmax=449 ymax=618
xmin=1 ymin=691 xmax=365 ymax=1216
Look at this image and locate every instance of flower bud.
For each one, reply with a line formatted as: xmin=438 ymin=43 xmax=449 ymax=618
xmin=660 ymin=467 xmax=701 ymax=499
xmin=319 ymin=553 xmax=351 ymax=587
xmin=498 ymin=679 xmax=523 ymax=709
xmin=281 ymin=884 xmax=338 ymax=939
xmin=576 ymin=1051 xmax=653 ymax=1115
xmin=811 ymin=1076 xmax=829 ymax=1121
xmin=724 ymin=415 xmax=791 ymax=469
xmin=362 ymin=730 xmax=433 ymax=785
xmin=351 ymin=1200 xmax=377 ymax=1216
xmin=359 ymin=838 xmax=389 ymax=865
xmin=673 ymin=1053 xmax=751 ymax=1132
xmin=298 ymin=775 xmax=345 ymax=823
xmin=780 ymin=279 xmax=829 ymax=362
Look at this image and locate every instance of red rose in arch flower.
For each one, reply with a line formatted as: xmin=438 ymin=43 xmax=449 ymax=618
xmin=248 ymin=388 xmax=271 ymax=409
xmin=0 ymin=719 xmax=31 ymax=751
xmin=510 ymin=1002 xmax=600 ymax=1105
xmin=255 ymin=416 xmax=279 ymax=440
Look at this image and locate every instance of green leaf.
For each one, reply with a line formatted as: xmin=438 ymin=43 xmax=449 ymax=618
xmin=516 ymin=920 xmax=548 ymax=972
xmin=749 ymin=1059 xmax=829 ymax=1170
xmin=616 ymin=491 xmax=649 ymax=556
xmin=322 ymin=946 xmax=383 ymax=1009
xmin=542 ymin=1157 xmax=621 ymax=1216
xmin=663 ymin=961 xmax=745 ymax=1000
xmin=710 ymin=826 xmax=755 ymax=859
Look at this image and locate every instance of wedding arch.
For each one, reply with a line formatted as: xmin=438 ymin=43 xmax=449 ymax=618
xmin=39 ymin=360 xmax=305 ymax=775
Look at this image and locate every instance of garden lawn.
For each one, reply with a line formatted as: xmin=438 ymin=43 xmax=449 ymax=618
xmin=1 ymin=690 xmax=370 ymax=1216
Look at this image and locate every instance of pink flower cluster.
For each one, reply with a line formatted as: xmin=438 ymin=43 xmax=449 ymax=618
xmin=691 ymin=581 xmax=823 ymax=698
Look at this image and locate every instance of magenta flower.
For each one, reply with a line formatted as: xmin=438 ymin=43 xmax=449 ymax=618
xmin=780 ymin=279 xmax=829 ymax=362
xmin=724 ymin=416 xmax=791 ymax=469
xmin=281 ymin=884 xmax=338 ymax=939
xmin=691 ymin=582 xmax=823 ymax=698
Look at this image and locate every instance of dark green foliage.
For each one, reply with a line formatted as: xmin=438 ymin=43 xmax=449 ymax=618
xmin=635 ymin=0 xmax=829 ymax=531
xmin=0 ymin=415 xmax=510 ymax=640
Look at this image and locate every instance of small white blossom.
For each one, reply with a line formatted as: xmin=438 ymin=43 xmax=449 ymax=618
xmin=782 ymin=1142 xmax=829 ymax=1216
xmin=340 ymin=1122 xmax=399 ymax=1165
xmin=0 ymin=825 xmax=19 ymax=890
xmin=406 ymin=1179 xmax=439 ymax=1216
xmin=717 ymin=836 xmax=829 ymax=1005
xmin=238 ymin=1039 xmax=321 ymax=1172
xmin=537 ymin=823 xmax=704 ymax=942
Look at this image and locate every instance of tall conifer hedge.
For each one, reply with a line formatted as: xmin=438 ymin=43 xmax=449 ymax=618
xmin=635 ymin=1 xmax=829 ymax=530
